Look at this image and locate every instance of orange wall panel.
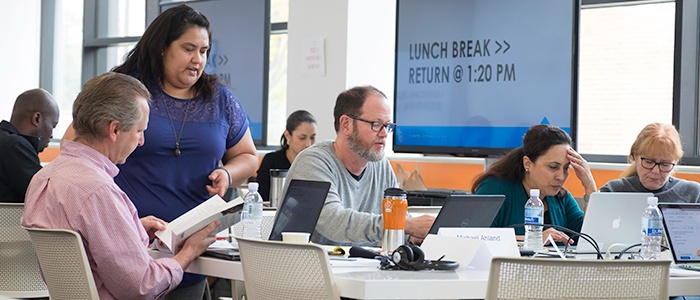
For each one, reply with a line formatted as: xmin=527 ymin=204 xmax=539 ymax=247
xmin=38 ymin=147 xmax=60 ymax=163
xmin=389 ymin=161 xmax=484 ymax=191
xmin=39 ymin=146 xmax=700 ymax=198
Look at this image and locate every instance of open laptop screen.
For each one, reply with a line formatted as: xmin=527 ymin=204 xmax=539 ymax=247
xmin=428 ymin=194 xmax=505 ymax=235
xmin=659 ymin=203 xmax=700 ymax=264
xmin=268 ymin=179 xmax=331 ymax=241
xmin=574 ymin=192 xmax=653 ymax=253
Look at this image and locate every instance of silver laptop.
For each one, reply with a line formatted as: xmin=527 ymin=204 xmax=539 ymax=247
xmin=659 ymin=203 xmax=700 ymax=271
xmin=571 ymin=192 xmax=653 ymax=254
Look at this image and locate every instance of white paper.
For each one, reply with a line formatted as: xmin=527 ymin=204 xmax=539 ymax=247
xmin=208 ymin=240 xmax=236 ymax=250
xmin=420 ymin=234 xmax=492 ymax=271
xmin=155 ymin=195 xmax=243 ymax=253
xmin=330 ymin=257 xmax=380 ymax=268
xmin=302 ymin=38 xmax=325 ymax=77
xmin=437 ymin=227 xmax=520 ymax=258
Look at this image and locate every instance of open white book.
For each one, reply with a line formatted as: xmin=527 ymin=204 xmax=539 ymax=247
xmin=155 ymin=195 xmax=243 ymax=254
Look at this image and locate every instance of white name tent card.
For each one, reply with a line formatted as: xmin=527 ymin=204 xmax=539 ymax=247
xmin=437 ymin=227 xmax=520 ymax=258
xmin=420 ymin=234 xmax=492 ymax=271
xmin=420 ymin=228 xmax=519 ymax=271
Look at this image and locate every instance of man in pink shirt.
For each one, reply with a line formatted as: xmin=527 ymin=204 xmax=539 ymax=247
xmin=21 ymin=72 xmax=219 ymax=300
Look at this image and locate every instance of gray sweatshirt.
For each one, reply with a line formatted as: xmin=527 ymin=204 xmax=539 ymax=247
xmin=284 ymin=140 xmax=398 ymax=246
xmin=600 ymin=175 xmax=700 ymax=203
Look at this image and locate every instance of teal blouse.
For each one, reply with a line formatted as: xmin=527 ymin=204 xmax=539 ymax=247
xmin=474 ymin=176 xmax=584 ymax=235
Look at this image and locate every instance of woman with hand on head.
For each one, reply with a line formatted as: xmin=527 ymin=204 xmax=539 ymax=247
xmin=472 ymin=124 xmax=597 ymax=245
xmin=600 ymin=123 xmax=700 ymax=203
xmin=256 ymin=110 xmax=317 ymax=202
xmin=62 ymin=5 xmax=257 ymax=299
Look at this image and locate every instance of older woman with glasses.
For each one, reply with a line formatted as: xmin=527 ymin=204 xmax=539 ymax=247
xmin=600 ymin=123 xmax=700 ymax=203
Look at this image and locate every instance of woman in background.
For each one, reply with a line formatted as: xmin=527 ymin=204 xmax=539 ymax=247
xmin=600 ymin=123 xmax=700 ymax=203
xmin=472 ymin=124 xmax=597 ymax=244
xmin=256 ymin=110 xmax=316 ymax=201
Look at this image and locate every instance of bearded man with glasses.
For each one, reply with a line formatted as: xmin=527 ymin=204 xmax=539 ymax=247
xmin=284 ymin=85 xmax=435 ymax=246
xmin=601 ymin=123 xmax=700 ymax=203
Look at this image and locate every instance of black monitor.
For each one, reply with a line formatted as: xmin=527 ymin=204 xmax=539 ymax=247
xmin=393 ymin=0 xmax=580 ymax=157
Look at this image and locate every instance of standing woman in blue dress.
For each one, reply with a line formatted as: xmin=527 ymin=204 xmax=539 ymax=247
xmin=110 ymin=4 xmax=257 ymax=299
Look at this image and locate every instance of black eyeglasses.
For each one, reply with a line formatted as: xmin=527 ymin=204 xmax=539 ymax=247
xmin=640 ymin=157 xmax=676 ymax=172
xmin=347 ymin=115 xmax=396 ymax=133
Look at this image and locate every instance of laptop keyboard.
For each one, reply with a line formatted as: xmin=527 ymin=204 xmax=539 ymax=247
xmin=406 ymin=189 xmax=469 ymax=198
xmin=675 ymin=264 xmax=700 ymax=271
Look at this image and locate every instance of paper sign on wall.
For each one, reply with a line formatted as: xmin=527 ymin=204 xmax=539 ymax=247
xmin=437 ymin=227 xmax=520 ymax=258
xmin=302 ymin=38 xmax=325 ymax=77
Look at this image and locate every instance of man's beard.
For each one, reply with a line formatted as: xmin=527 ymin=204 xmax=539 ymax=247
xmin=348 ymin=123 xmax=384 ymax=162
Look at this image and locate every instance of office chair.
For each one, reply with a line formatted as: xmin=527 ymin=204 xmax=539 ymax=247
xmin=486 ymin=257 xmax=670 ymax=300
xmin=217 ymin=210 xmax=276 ymax=300
xmin=0 ymin=203 xmax=48 ymax=298
xmin=24 ymin=227 xmax=99 ymax=300
xmin=236 ymin=237 xmax=339 ymax=300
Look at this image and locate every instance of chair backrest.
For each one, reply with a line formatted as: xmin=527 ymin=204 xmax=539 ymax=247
xmin=24 ymin=227 xmax=100 ymax=300
xmin=0 ymin=203 xmax=48 ymax=298
xmin=231 ymin=210 xmax=276 ymax=239
xmin=486 ymin=257 xmax=670 ymax=300
xmin=236 ymin=237 xmax=339 ymax=300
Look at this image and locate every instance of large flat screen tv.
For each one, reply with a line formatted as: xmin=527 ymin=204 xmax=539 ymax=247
xmin=393 ymin=0 xmax=580 ymax=157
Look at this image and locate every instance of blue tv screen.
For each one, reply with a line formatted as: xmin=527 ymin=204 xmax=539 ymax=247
xmin=393 ymin=0 xmax=579 ymax=157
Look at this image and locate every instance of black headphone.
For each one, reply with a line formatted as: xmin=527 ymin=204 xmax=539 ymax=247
xmin=385 ymin=244 xmax=459 ymax=271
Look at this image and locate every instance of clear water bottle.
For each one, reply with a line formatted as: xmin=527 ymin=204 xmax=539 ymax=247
xmin=523 ymin=189 xmax=544 ymax=252
xmin=242 ymin=182 xmax=263 ymax=239
xmin=640 ymin=196 xmax=663 ymax=260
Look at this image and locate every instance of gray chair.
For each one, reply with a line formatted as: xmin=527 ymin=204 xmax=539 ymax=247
xmin=486 ymin=257 xmax=670 ymax=300
xmin=0 ymin=203 xmax=48 ymax=298
xmin=25 ymin=227 xmax=99 ymax=300
xmin=236 ymin=237 xmax=339 ymax=300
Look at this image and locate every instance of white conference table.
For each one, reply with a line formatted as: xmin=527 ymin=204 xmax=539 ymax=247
xmin=150 ymin=250 xmax=700 ymax=299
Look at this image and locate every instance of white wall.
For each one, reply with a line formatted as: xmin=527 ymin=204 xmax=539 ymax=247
xmin=0 ymin=1 xmax=41 ymax=121
xmin=287 ymin=0 xmax=396 ymax=142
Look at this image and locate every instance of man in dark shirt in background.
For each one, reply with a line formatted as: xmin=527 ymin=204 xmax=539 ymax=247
xmin=0 ymin=89 xmax=59 ymax=202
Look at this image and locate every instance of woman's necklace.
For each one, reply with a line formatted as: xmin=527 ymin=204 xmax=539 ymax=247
xmin=161 ymin=92 xmax=191 ymax=157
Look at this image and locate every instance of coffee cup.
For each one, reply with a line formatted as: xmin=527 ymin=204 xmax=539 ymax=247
xmin=282 ymin=232 xmax=310 ymax=244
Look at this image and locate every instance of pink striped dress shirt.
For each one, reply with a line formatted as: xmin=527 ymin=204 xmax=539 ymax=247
xmin=21 ymin=140 xmax=183 ymax=300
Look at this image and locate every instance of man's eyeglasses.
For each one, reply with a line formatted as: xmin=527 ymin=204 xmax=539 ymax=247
xmin=347 ymin=115 xmax=396 ymax=133
xmin=640 ymin=157 xmax=676 ymax=172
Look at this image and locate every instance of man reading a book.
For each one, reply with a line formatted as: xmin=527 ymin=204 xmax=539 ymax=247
xmin=21 ymin=72 xmax=219 ymax=300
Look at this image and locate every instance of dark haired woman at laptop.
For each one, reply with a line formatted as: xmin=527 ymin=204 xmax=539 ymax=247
xmin=600 ymin=123 xmax=700 ymax=203
xmin=471 ymin=124 xmax=597 ymax=245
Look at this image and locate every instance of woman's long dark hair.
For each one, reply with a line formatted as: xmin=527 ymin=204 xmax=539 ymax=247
xmin=112 ymin=4 xmax=219 ymax=100
xmin=471 ymin=124 xmax=573 ymax=198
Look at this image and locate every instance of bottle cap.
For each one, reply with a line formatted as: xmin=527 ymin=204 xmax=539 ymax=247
xmin=384 ymin=187 xmax=406 ymax=197
xmin=248 ymin=182 xmax=259 ymax=192
xmin=647 ymin=196 xmax=658 ymax=205
xmin=530 ymin=189 xmax=540 ymax=197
